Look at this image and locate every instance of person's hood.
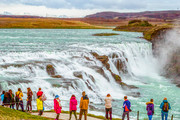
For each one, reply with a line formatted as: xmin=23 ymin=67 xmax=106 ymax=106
xmin=105 ymin=96 xmax=112 ymax=100
xmin=83 ymin=95 xmax=88 ymax=100
xmin=146 ymin=102 xmax=154 ymax=105
xmin=163 ymin=100 xmax=168 ymax=103
xmin=71 ymin=96 xmax=76 ymax=100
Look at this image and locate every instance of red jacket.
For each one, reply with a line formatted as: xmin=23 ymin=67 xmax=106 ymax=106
xmin=37 ymin=91 xmax=43 ymax=97
xmin=54 ymin=99 xmax=62 ymax=114
xmin=70 ymin=97 xmax=77 ymax=111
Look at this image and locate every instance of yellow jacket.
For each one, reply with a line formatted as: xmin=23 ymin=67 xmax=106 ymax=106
xmin=36 ymin=98 xmax=43 ymax=110
xmin=15 ymin=91 xmax=23 ymax=100
xmin=79 ymin=96 xmax=89 ymax=110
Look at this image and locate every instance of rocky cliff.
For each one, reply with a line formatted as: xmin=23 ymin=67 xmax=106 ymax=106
xmin=144 ymin=26 xmax=180 ymax=87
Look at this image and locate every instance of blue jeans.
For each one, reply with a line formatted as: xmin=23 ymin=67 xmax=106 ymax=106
xmin=148 ymin=115 xmax=152 ymax=120
xmin=162 ymin=112 xmax=168 ymax=120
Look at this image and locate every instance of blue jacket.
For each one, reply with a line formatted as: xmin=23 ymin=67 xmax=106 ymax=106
xmin=1 ymin=94 xmax=4 ymax=102
xmin=160 ymin=100 xmax=171 ymax=113
xmin=123 ymin=99 xmax=131 ymax=112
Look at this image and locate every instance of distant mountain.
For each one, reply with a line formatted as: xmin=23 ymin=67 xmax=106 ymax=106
xmin=85 ymin=10 xmax=180 ymax=20
xmin=0 ymin=15 xmax=42 ymax=18
xmin=2 ymin=11 xmax=12 ymax=15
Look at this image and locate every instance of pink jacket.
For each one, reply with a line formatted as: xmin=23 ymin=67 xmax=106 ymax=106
xmin=54 ymin=99 xmax=62 ymax=114
xmin=70 ymin=97 xmax=77 ymax=111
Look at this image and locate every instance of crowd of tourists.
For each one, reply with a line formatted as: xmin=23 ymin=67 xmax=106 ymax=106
xmin=0 ymin=88 xmax=171 ymax=120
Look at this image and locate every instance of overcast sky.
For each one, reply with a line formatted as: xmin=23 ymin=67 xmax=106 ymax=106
xmin=0 ymin=0 xmax=179 ymax=17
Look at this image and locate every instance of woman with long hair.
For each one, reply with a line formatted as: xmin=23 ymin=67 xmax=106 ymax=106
xmin=26 ymin=87 xmax=33 ymax=112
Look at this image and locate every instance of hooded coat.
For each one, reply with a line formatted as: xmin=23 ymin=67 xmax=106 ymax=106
xmin=105 ymin=96 xmax=112 ymax=108
xmin=160 ymin=100 xmax=171 ymax=113
xmin=70 ymin=96 xmax=78 ymax=111
xmin=79 ymin=95 xmax=89 ymax=110
xmin=54 ymin=99 xmax=62 ymax=114
xmin=146 ymin=102 xmax=154 ymax=115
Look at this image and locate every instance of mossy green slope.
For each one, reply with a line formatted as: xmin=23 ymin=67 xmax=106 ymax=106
xmin=0 ymin=106 xmax=52 ymax=120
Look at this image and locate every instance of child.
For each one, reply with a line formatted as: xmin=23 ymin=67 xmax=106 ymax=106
xmin=69 ymin=95 xmax=78 ymax=120
xmin=54 ymin=95 xmax=62 ymax=120
xmin=37 ymin=96 xmax=43 ymax=116
xmin=0 ymin=91 xmax=5 ymax=106
xmin=105 ymin=94 xmax=112 ymax=120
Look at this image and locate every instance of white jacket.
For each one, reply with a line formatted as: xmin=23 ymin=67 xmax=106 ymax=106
xmin=105 ymin=96 xmax=112 ymax=108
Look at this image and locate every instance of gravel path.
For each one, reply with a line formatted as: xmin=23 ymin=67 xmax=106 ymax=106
xmin=32 ymin=112 xmax=102 ymax=120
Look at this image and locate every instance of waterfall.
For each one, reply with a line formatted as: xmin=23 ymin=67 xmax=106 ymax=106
xmin=0 ymin=42 xmax=157 ymax=102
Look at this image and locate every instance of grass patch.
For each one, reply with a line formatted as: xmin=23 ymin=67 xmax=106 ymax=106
xmin=143 ymin=25 xmax=173 ymax=41
xmin=93 ymin=33 xmax=119 ymax=36
xmin=0 ymin=106 xmax=52 ymax=120
xmin=113 ymin=26 xmax=153 ymax=32
xmin=0 ymin=18 xmax=107 ymax=29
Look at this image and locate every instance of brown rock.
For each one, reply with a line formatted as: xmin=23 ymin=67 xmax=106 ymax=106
xmin=51 ymin=75 xmax=62 ymax=78
xmin=73 ymin=71 xmax=83 ymax=79
xmin=46 ymin=64 xmax=56 ymax=76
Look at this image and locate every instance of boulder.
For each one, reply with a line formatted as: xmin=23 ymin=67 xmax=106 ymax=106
xmin=46 ymin=64 xmax=62 ymax=78
xmin=73 ymin=71 xmax=83 ymax=79
xmin=46 ymin=64 xmax=56 ymax=76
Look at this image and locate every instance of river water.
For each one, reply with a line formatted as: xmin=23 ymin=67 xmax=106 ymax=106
xmin=0 ymin=29 xmax=179 ymax=119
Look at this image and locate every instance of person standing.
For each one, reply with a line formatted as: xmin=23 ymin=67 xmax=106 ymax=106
xmin=0 ymin=91 xmax=5 ymax=106
xmin=37 ymin=95 xmax=43 ymax=116
xmin=9 ymin=89 xmax=15 ymax=109
xmin=54 ymin=95 xmax=62 ymax=120
xmin=160 ymin=98 xmax=171 ymax=120
xmin=146 ymin=99 xmax=154 ymax=120
xmin=105 ymin=94 xmax=112 ymax=120
xmin=122 ymin=96 xmax=131 ymax=120
xmin=79 ymin=91 xmax=89 ymax=120
xmin=26 ymin=87 xmax=33 ymax=113
xmin=3 ymin=91 xmax=11 ymax=108
xmin=69 ymin=95 xmax=78 ymax=120
xmin=15 ymin=88 xmax=24 ymax=111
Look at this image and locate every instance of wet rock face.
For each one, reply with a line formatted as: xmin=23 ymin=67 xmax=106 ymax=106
xmin=91 ymin=52 xmax=138 ymax=89
xmin=91 ymin=52 xmax=110 ymax=69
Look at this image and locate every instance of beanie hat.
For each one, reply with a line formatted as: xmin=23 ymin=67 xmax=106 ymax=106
xmin=55 ymin=95 xmax=59 ymax=99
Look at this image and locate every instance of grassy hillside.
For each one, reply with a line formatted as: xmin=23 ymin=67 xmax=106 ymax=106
xmin=0 ymin=106 xmax=52 ymax=120
xmin=0 ymin=18 xmax=106 ymax=29
xmin=113 ymin=20 xmax=154 ymax=32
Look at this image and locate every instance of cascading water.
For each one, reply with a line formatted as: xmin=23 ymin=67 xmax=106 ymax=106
xmin=0 ymin=29 xmax=180 ymax=119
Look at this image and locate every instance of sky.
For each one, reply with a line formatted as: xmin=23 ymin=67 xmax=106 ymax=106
xmin=0 ymin=0 xmax=179 ymax=17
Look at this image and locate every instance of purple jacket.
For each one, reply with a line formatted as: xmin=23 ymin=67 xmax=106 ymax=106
xmin=146 ymin=103 xmax=154 ymax=115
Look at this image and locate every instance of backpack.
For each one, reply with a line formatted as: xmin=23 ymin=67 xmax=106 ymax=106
xmin=125 ymin=105 xmax=129 ymax=112
xmin=163 ymin=103 xmax=169 ymax=112
xmin=147 ymin=105 xmax=152 ymax=111
xmin=42 ymin=93 xmax=47 ymax=101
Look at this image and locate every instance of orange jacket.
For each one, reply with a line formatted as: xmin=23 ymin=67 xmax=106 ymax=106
xmin=79 ymin=95 xmax=89 ymax=110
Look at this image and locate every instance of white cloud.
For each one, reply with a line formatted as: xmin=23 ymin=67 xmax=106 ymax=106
xmin=0 ymin=0 xmax=179 ymax=17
